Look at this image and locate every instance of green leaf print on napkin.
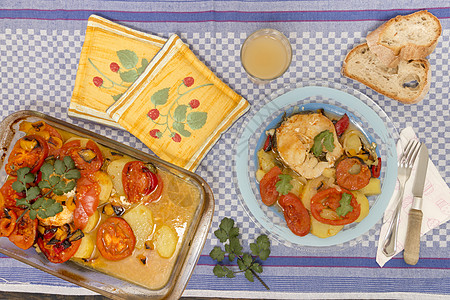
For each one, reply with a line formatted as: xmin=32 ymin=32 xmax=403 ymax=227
xmin=89 ymin=49 xmax=150 ymax=101
xmin=147 ymin=77 xmax=213 ymax=143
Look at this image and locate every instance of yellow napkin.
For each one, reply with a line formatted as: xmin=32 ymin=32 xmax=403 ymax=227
xmin=107 ymin=34 xmax=249 ymax=171
xmin=69 ymin=15 xmax=167 ymax=129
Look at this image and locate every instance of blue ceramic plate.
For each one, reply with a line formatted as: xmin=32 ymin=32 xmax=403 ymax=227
xmin=234 ymin=82 xmax=398 ymax=247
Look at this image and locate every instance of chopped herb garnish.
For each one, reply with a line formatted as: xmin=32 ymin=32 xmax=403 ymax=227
xmin=335 ymin=193 xmax=354 ymax=217
xmin=12 ymin=156 xmax=81 ymax=220
xmin=312 ymin=130 xmax=335 ymax=157
xmin=275 ymin=174 xmax=293 ymax=195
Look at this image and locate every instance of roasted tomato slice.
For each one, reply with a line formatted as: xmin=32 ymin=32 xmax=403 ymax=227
xmin=74 ymin=174 xmax=100 ymax=229
xmin=278 ymin=193 xmax=311 ymax=236
xmin=122 ymin=161 xmax=160 ymax=203
xmin=0 ymin=208 xmax=17 ymax=237
xmin=334 ymin=113 xmax=349 ymax=136
xmin=336 ymin=158 xmax=371 ymax=190
xmin=96 ymin=217 xmax=136 ymax=261
xmin=259 ymin=166 xmax=282 ymax=206
xmin=5 ymin=135 xmax=49 ymax=176
xmin=37 ymin=237 xmax=82 ymax=264
xmin=8 ymin=209 xmax=38 ymax=249
xmin=372 ymin=157 xmax=382 ymax=178
xmin=0 ymin=178 xmax=24 ymax=208
xmin=144 ymin=173 xmax=163 ymax=204
xmin=19 ymin=121 xmax=63 ymax=157
xmin=37 ymin=225 xmax=83 ymax=263
xmin=310 ymin=188 xmax=360 ymax=226
xmin=60 ymin=139 xmax=103 ymax=173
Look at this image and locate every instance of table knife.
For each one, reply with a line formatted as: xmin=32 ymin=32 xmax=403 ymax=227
xmin=403 ymin=143 xmax=429 ymax=265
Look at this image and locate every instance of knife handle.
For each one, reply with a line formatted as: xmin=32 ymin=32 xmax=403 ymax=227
xmin=404 ymin=208 xmax=423 ymax=265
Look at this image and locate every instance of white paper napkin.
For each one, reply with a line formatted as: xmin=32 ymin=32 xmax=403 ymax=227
xmin=376 ymin=127 xmax=450 ymax=267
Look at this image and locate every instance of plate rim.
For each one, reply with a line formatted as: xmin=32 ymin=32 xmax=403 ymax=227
xmin=234 ymin=82 xmax=398 ymax=247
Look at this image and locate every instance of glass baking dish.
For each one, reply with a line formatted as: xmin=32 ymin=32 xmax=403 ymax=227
xmin=0 ymin=110 xmax=214 ymax=299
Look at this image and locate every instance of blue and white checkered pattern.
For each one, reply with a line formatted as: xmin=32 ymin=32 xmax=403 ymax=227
xmin=0 ymin=21 xmax=449 ymax=297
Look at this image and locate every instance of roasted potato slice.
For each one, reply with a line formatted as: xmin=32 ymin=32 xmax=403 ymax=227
xmin=93 ymin=171 xmax=113 ymax=205
xmin=122 ymin=205 xmax=154 ymax=249
xmin=310 ymin=216 xmax=344 ymax=238
xmin=154 ymin=225 xmax=178 ymax=258
xmin=83 ymin=210 xmax=99 ymax=233
xmin=73 ymin=233 xmax=95 ymax=259
xmin=106 ymin=157 xmax=134 ymax=196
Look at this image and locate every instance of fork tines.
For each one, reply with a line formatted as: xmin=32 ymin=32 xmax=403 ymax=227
xmin=400 ymin=140 xmax=421 ymax=166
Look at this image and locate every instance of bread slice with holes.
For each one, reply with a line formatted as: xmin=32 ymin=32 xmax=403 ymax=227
xmin=342 ymin=43 xmax=431 ymax=104
xmin=366 ymin=10 xmax=441 ymax=67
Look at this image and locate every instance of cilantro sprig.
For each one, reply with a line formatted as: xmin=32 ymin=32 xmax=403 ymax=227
xmin=312 ymin=130 xmax=335 ymax=157
xmin=12 ymin=156 xmax=81 ymax=220
xmin=275 ymin=174 xmax=293 ymax=195
xmin=336 ymin=193 xmax=354 ymax=217
xmin=210 ymin=217 xmax=270 ymax=289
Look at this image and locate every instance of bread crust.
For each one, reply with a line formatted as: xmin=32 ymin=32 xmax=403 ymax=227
xmin=366 ymin=10 xmax=441 ymax=67
xmin=342 ymin=43 xmax=431 ymax=104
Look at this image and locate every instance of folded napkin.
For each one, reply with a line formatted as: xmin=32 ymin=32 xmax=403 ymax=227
xmin=376 ymin=127 xmax=450 ymax=267
xmin=68 ymin=15 xmax=167 ymax=129
xmin=107 ymin=34 xmax=249 ymax=171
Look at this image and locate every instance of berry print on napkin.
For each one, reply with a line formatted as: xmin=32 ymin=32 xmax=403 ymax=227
xmin=107 ymin=34 xmax=249 ymax=171
xmin=69 ymin=15 xmax=167 ymax=129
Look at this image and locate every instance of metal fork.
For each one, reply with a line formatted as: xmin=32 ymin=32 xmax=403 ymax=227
xmin=382 ymin=139 xmax=421 ymax=257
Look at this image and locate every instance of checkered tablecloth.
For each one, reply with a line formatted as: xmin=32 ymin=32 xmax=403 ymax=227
xmin=0 ymin=1 xmax=449 ymax=299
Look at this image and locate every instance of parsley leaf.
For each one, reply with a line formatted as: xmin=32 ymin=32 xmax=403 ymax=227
xmin=312 ymin=130 xmax=335 ymax=157
xmin=63 ymin=155 xmax=76 ymax=169
xmin=210 ymin=217 xmax=270 ymax=289
xmin=11 ymin=180 xmax=25 ymax=193
xmin=336 ymin=193 xmax=354 ymax=217
xmin=214 ymin=217 xmax=239 ymax=243
xmin=16 ymin=167 xmax=31 ymax=181
xmin=251 ymin=262 xmax=263 ymax=273
xmin=245 ymin=269 xmax=254 ymax=282
xmin=210 ymin=246 xmax=226 ymax=262
xmin=40 ymin=163 xmax=53 ymax=180
xmin=275 ymin=174 xmax=293 ymax=195
xmin=250 ymin=235 xmax=271 ymax=261
xmin=213 ymin=265 xmax=235 ymax=278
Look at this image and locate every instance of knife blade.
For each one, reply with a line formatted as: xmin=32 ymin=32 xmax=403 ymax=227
xmin=404 ymin=143 xmax=428 ymax=265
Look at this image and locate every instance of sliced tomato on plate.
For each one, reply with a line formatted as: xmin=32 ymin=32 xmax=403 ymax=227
xmin=336 ymin=158 xmax=371 ymax=190
xmin=5 ymin=135 xmax=49 ymax=176
xmin=334 ymin=113 xmax=349 ymax=136
xmin=371 ymin=157 xmax=382 ymax=178
xmin=122 ymin=161 xmax=161 ymax=203
xmin=310 ymin=187 xmax=360 ymax=226
xmin=278 ymin=193 xmax=311 ymax=236
xmin=96 ymin=217 xmax=136 ymax=261
xmin=259 ymin=166 xmax=282 ymax=206
xmin=8 ymin=208 xmax=38 ymax=249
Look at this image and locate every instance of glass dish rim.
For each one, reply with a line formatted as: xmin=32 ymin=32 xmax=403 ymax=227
xmin=0 ymin=110 xmax=215 ymax=300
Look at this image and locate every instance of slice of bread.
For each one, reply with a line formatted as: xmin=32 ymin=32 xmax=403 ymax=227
xmin=366 ymin=10 xmax=441 ymax=67
xmin=342 ymin=43 xmax=431 ymax=104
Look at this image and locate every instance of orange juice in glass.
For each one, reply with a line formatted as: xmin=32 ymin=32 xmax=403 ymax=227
xmin=240 ymin=29 xmax=292 ymax=84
